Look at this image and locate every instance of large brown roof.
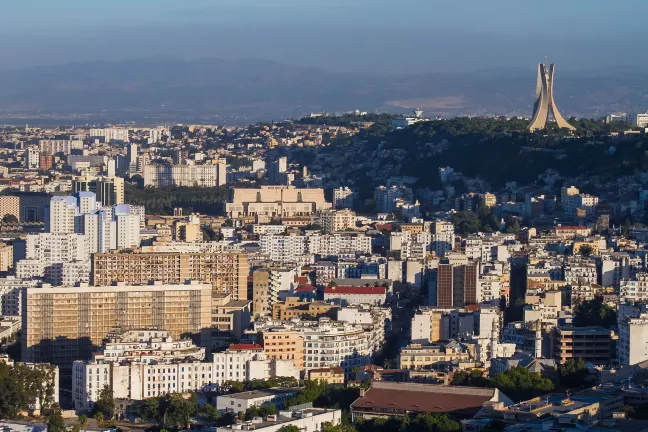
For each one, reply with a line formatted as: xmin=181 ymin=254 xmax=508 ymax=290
xmin=351 ymin=382 xmax=497 ymax=418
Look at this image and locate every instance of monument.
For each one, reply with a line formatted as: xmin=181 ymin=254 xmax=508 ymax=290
xmin=528 ymin=60 xmax=575 ymax=131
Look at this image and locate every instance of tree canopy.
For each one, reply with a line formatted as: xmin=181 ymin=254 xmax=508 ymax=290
xmin=573 ymin=297 xmax=617 ymax=329
xmin=451 ymin=367 xmax=554 ymax=402
xmin=125 ymin=184 xmax=228 ymax=215
xmin=0 ymin=362 xmax=56 ymax=418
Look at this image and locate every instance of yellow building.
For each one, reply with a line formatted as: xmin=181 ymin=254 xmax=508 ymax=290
xmin=261 ymin=330 xmax=304 ymax=369
xmin=398 ymin=344 xmax=471 ymax=370
xmin=0 ymin=242 xmax=13 ymax=272
xmin=22 ymin=282 xmax=212 ymax=367
xmin=309 ymin=367 xmax=345 ymax=384
xmin=272 ymin=297 xmax=338 ymax=320
xmin=91 ymin=251 xmax=249 ymax=301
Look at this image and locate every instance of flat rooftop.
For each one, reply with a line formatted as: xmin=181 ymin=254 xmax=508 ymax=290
xmin=220 ymin=387 xmax=301 ymax=400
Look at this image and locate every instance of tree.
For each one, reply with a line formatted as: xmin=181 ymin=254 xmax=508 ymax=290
xmin=558 ymin=358 xmax=590 ymax=388
xmin=77 ymin=414 xmax=88 ymax=428
xmin=94 ymin=411 xmax=104 ymax=425
xmin=92 ymin=385 xmax=115 ymax=420
xmin=450 ymin=369 xmax=489 ymax=387
xmin=278 ymin=426 xmax=301 ymax=432
xmin=578 ymin=244 xmax=594 ymax=257
xmin=490 ymin=367 xmax=554 ymax=402
xmin=1 ymin=214 xmax=17 ymax=223
xmin=199 ymin=403 xmax=220 ymax=426
xmin=573 ymin=297 xmax=617 ymax=329
xmin=46 ymin=407 xmax=66 ymax=432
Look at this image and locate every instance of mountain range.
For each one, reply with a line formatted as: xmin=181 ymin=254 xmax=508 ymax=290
xmin=0 ymin=57 xmax=646 ymax=125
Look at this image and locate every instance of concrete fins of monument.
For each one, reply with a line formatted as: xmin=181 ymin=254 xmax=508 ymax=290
xmin=528 ymin=62 xmax=575 ymax=131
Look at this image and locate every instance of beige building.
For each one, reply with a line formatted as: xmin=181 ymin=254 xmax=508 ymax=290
xmin=309 ymin=366 xmax=345 ymax=384
xmin=398 ymin=344 xmax=471 ymax=370
xmin=253 ymin=269 xmax=271 ymax=317
xmin=226 ymin=186 xmax=330 ymax=218
xmin=261 ymin=330 xmax=305 ymax=369
xmin=91 ymin=251 xmax=249 ymax=301
xmin=22 ymin=282 xmax=212 ymax=367
xmin=317 ymin=209 xmax=356 ymax=233
xmin=174 ymin=220 xmax=202 ymax=242
xmin=0 ymin=242 xmax=13 ymax=272
xmin=272 ymin=297 xmax=338 ymax=321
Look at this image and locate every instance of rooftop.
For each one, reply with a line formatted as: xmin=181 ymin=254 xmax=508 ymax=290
xmin=220 ymin=387 xmax=301 ymax=401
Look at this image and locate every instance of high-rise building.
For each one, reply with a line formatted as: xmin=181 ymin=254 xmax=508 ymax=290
xmin=16 ymin=232 xmax=89 ymax=285
xmin=72 ymin=176 xmax=124 ymax=206
xmin=528 ymin=62 xmax=575 ymax=131
xmin=143 ymin=164 xmax=226 ymax=188
xmin=317 ymin=209 xmax=356 ymax=233
xmin=127 ymin=144 xmax=138 ymax=173
xmin=626 ymin=113 xmax=648 ymax=128
xmin=91 ymin=251 xmax=249 ymax=300
xmin=433 ymin=261 xmax=479 ymax=308
xmin=21 ymin=282 xmax=212 ymax=367
xmin=89 ymin=128 xmax=129 ymax=143
xmin=333 ymin=187 xmax=354 ymax=209
xmin=45 ymin=196 xmax=77 ymax=233
xmin=25 ymin=146 xmax=40 ymax=170
xmin=39 ymin=139 xmax=82 ymax=156
xmin=268 ymin=156 xmax=288 ymax=184
xmin=39 ymin=154 xmax=53 ymax=170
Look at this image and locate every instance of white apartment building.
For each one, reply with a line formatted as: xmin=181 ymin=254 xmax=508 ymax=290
xmin=46 ymin=196 xmax=77 ymax=233
xmin=619 ymin=311 xmax=648 ymax=366
xmin=627 ymin=113 xmax=648 ymax=127
xmin=317 ymin=209 xmax=356 ymax=233
xmin=564 ymin=193 xmax=599 ymax=218
xmin=601 ymin=253 xmax=631 ymax=287
xmin=564 ymin=259 xmax=598 ymax=286
xmin=255 ymin=318 xmax=381 ymax=375
xmin=16 ymin=232 xmax=89 ymax=285
xmin=89 ymin=128 xmax=129 ymax=143
xmin=431 ymin=220 xmax=455 ymax=257
xmin=215 ymin=408 xmax=341 ymax=432
xmin=621 ymin=273 xmax=648 ymax=303
xmin=0 ymin=277 xmax=39 ymax=316
xmin=322 ymin=286 xmax=387 ymax=307
xmin=143 ymin=163 xmax=226 ymax=188
xmin=374 ymin=185 xmax=414 ymax=213
xmin=333 ymin=187 xmax=354 ymax=209
xmin=73 ymin=337 xmax=299 ymax=411
xmin=25 ymin=146 xmax=40 ymax=169
xmin=259 ymin=233 xmax=371 ymax=263
xmin=39 ymin=139 xmax=82 ymax=155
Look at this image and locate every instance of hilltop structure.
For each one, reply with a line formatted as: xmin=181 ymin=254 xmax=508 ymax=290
xmin=528 ymin=62 xmax=575 ymax=131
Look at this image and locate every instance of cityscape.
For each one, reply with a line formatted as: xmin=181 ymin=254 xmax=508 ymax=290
xmin=3 ymin=2 xmax=648 ymax=432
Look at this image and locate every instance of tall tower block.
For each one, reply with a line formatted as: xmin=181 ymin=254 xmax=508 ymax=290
xmin=528 ymin=62 xmax=575 ymax=131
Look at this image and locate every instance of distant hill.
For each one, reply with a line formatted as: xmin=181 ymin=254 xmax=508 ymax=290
xmin=0 ymin=57 xmax=646 ymax=124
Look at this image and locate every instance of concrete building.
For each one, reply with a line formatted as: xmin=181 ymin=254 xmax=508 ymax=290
xmin=72 ymin=176 xmax=125 ymax=206
xmin=551 ymin=327 xmax=613 ymax=365
xmin=333 ymin=187 xmax=354 ymax=209
xmin=0 ymin=193 xmax=51 ymax=222
xmin=317 ymin=209 xmax=356 ymax=233
xmin=431 ymin=261 xmax=479 ymax=308
xmin=226 ymin=186 xmax=330 ymax=219
xmin=272 ymin=297 xmax=338 ymax=321
xmin=398 ymin=343 xmax=471 ymax=370
xmin=16 ymin=232 xmax=89 ymax=285
xmin=91 ymin=251 xmax=249 ymax=301
xmin=627 ymin=113 xmax=648 ymax=127
xmin=618 ymin=311 xmax=648 ymax=366
xmin=89 ymin=128 xmax=129 ymax=143
xmin=215 ymin=408 xmax=341 ymax=432
xmin=143 ymin=163 xmax=226 ymax=188
xmin=22 ymin=281 xmax=212 ymax=367
xmin=39 ymin=139 xmax=82 ymax=155
xmin=25 ymin=146 xmax=40 ymax=169
xmin=322 ymin=285 xmax=386 ymax=307
xmin=308 ymin=367 xmax=345 ymax=384
xmin=217 ymin=387 xmax=300 ymax=412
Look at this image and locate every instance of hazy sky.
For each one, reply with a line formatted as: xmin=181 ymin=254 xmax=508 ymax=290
xmin=2 ymin=0 xmax=646 ymax=73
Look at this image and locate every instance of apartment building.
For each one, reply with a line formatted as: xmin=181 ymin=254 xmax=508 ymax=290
xmin=22 ymin=281 xmax=212 ymax=367
xmin=398 ymin=343 xmax=471 ymax=369
xmin=261 ymin=330 xmax=305 ymax=369
xmin=39 ymin=139 xmax=82 ymax=155
xmin=333 ymin=187 xmax=354 ymax=209
xmin=551 ymin=327 xmax=613 ymax=365
xmin=272 ymin=297 xmax=338 ymax=320
xmin=72 ymin=175 xmax=125 ymax=206
xmin=89 ymin=128 xmax=129 ymax=143
xmin=317 ymin=209 xmax=356 ymax=233
xmin=91 ymin=251 xmax=249 ymax=300
xmin=143 ymin=163 xmax=226 ymax=188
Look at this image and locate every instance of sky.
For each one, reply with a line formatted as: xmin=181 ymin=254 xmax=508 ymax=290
xmin=2 ymin=0 xmax=646 ymax=74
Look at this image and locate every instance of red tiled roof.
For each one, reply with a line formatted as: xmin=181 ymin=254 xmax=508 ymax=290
xmin=323 ymin=286 xmax=386 ymax=295
xmin=351 ymin=382 xmax=496 ymax=418
xmin=294 ymin=276 xmax=308 ymax=284
xmin=228 ymin=344 xmax=263 ymax=351
xmin=295 ymin=284 xmax=316 ymax=293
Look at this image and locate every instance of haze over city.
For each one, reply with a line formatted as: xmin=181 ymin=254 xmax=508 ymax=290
xmin=2 ymin=3 xmax=648 ymax=432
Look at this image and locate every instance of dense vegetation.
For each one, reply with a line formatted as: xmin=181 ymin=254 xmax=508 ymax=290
xmin=137 ymin=392 xmax=198 ymax=429
xmin=295 ymin=113 xmax=400 ymax=127
xmin=572 ymin=297 xmax=618 ymax=329
xmin=451 ymin=367 xmax=555 ymax=402
xmin=0 ymin=362 xmax=57 ymax=419
xmin=125 ymin=184 xmax=228 ymax=215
